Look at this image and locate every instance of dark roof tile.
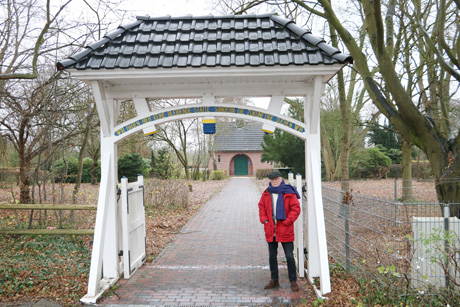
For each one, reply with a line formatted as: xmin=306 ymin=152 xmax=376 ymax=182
xmin=206 ymin=55 xmax=216 ymax=66
xmin=88 ymin=57 xmax=103 ymax=68
xmin=132 ymin=56 xmax=145 ymax=68
xmin=57 ymin=13 xmax=353 ymax=71
xmin=146 ymin=56 xmax=159 ymax=67
xmin=116 ymin=56 xmax=131 ymax=68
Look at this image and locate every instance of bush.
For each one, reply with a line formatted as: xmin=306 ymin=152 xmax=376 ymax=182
xmin=387 ymin=162 xmax=433 ymax=179
xmin=118 ymin=153 xmax=147 ymax=182
xmin=387 ymin=148 xmax=402 ymax=164
xmin=53 ymin=157 xmax=99 ymax=183
xmin=412 ymin=161 xmax=433 ymax=179
xmin=151 ymin=148 xmax=173 ymax=179
xmin=210 ymin=170 xmax=227 ymax=180
xmin=351 ymin=147 xmax=391 ymax=179
xmin=256 ymin=168 xmax=273 ymax=179
xmin=0 ymin=168 xmax=19 ymax=186
xmin=54 ymin=157 xmax=76 ymax=183
xmin=388 ymin=164 xmax=402 ymax=178
xmin=143 ymin=179 xmax=189 ymax=210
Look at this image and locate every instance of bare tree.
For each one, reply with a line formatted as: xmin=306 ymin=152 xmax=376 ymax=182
xmin=216 ymin=0 xmax=460 ymax=216
xmin=0 ymin=73 xmax=92 ymax=203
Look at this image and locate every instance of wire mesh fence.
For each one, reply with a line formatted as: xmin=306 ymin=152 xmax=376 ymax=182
xmin=321 ymin=180 xmax=460 ymax=289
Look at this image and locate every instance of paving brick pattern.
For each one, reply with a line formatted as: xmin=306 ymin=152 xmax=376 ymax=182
xmin=101 ymin=177 xmax=306 ymax=306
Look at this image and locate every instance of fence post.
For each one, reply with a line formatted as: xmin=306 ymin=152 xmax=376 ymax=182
xmin=394 ymin=177 xmax=398 ymax=227
xmin=345 ymin=202 xmax=350 ymax=270
xmin=339 ymin=189 xmax=351 ymax=270
xmin=443 ymin=203 xmax=450 ymax=288
xmin=394 ymin=177 xmax=397 ymax=201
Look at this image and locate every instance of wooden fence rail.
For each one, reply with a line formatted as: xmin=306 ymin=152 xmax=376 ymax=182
xmin=0 ymin=204 xmax=97 ymax=210
xmin=0 ymin=203 xmax=97 ymax=235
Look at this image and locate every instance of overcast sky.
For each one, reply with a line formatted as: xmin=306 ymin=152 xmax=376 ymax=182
xmin=119 ymin=0 xmax=216 ymax=18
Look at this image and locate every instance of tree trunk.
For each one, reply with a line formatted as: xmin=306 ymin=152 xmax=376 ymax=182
xmin=435 ymin=157 xmax=460 ymax=217
xmin=436 ymin=181 xmax=460 ymax=217
xmin=19 ymin=155 xmax=31 ymax=204
xmin=401 ymin=139 xmax=413 ymax=202
xmin=209 ymin=134 xmax=217 ymax=171
xmin=73 ymin=111 xmax=93 ymax=204
xmin=321 ymin=122 xmax=336 ymax=181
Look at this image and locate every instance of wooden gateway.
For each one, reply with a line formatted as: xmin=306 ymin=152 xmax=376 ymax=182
xmin=57 ymin=13 xmax=353 ymax=302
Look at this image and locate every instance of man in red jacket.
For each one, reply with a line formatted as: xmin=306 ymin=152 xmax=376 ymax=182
xmin=258 ymin=171 xmax=301 ymax=292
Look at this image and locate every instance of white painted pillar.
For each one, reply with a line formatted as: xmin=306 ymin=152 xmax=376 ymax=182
xmin=83 ymin=82 xmax=120 ymax=302
xmin=102 ymin=139 xmax=119 ymax=279
xmin=304 ymin=76 xmax=331 ymax=295
xmin=86 ymin=149 xmax=112 ymax=297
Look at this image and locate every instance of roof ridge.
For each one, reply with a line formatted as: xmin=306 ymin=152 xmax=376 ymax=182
xmin=269 ymin=14 xmax=353 ymax=64
xmin=136 ymin=13 xmax=276 ymax=21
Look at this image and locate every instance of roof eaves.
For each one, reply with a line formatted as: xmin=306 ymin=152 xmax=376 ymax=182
xmin=57 ymin=19 xmax=143 ymax=71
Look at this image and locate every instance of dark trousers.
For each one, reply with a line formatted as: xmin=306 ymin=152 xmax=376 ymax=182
xmin=267 ymin=240 xmax=297 ymax=282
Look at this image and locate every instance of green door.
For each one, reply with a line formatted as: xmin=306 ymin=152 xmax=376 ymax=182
xmin=234 ymin=155 xmax=248 ymax=176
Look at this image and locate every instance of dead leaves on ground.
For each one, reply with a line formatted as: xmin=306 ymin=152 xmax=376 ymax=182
xmin=0 ymin=180 xmax=227 ymax=305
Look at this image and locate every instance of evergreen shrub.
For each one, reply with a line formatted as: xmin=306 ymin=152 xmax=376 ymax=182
xmin=118 ymin=153 xmax=147 ymax=182
xmin=351 ymin=147 xmax=391 ymax=179
xmin=53 ymin=157 xmax=100 ymax=183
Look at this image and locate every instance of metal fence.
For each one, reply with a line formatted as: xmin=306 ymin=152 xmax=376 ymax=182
xmin=322 ymin=183 xmax=460 ymax=288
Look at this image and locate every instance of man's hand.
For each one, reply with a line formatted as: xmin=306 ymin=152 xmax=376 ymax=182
xmin=263 ymin=220 xmax=268 ymax=224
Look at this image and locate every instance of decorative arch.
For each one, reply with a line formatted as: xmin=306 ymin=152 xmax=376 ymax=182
xmin=57 ymin=13 xmax=353 ymax=302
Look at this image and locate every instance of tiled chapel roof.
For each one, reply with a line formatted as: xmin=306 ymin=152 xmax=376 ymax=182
xmin=57 ymin=13 xmax=353 ymax=70
xmin=214 ymin=122 xmax=265 ymax=152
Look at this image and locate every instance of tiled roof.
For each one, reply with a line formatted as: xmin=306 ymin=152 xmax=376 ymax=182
xmin=214 ymin=121 xmax=265 ymax=152
xmin=57 ymin=13 xmax=353 ymax=70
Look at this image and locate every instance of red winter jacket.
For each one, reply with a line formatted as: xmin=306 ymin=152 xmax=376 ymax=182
xmin=258 ymin=188 xmax=301 ymax=242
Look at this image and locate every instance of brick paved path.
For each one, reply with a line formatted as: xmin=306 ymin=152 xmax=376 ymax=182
xmin=101 ymin=177 xmax=307 ymax=306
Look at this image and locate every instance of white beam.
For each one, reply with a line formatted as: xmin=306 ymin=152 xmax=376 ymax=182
xmin=309 ymin=76 xmax=322 ymax=134
xmin=133 ymin=97 xmax=151 ymax=116
xmin=104 ymin=83 xmax=312 ymax=99
xmin=310 ymin=149 xmax=331 ymax=294
xmin=69 ymin=65 xmax=345 ymax=82
xmin=306 ymin=137 xmax=321 ymax=279
xmin=91 ymin=81 xmax=111 ymax=137
xmin=102 ymin=140 xmax=119 ymax=280
xmin=262 ymin=95 xmax=285 ymax=133
xmin=304 ymin=79 xmax=331 ymax=295
xmin=202 ymin=95 xmax=216 ymax=105
xmin=85 ymin=149 xmax=112 ymax=298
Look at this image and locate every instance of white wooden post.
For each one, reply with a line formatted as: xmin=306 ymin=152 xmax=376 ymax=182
xmin=304 ymin=76 xmax=331 ymax=295
xmin=81 ymin=82 xmax=120 ymax=304
xmin=102 ymin=141 xmax=120 ymax=279
xmin=85 ymin=150 xmax=112 ymax=298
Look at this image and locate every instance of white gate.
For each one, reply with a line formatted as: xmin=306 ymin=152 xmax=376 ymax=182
xmin=120 ymin=175 xmax=146 ymax=278
xmin=289 ymin=172 xmax=305 ymax=278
